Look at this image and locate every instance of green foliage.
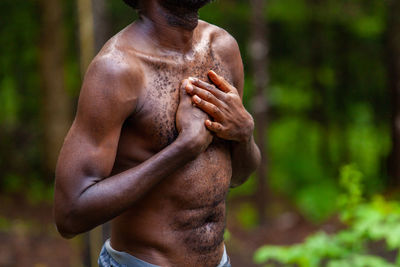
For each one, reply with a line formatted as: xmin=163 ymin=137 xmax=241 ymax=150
xmin=0 ymin=0 xmax=43 ymax=191
xmin=26 ymin=178 xmax=54 ymax=205
xmin=268 ymin=116 xmax=341 ymax=222
xmin=263 ymin=0 xmax=389 ymax=222
xmin=267 ymin=0 xmax=309 ymax=24
xmin=254 ymin=232 xmax=350 ymax=267
xmin=224 ymin=229 xmax=231 ymax=242
xmin=236 ymin=202 xmax=259 ymax=230
xmin=338 ymin=164 xmax=364 ymax=214
xmin=295 ymin=181 xmax=339 ymax=223
xmin=0 ymin=0 xmax=393 ymax=240
xmin=328 ymin=255 xmax=396 ymax=267
xmin=1 ymin=173 xmax=53 ymax=205
xmin=228 ymin=173 xmax=257 ymax=198
xmin=254 ymin=166 xmax=400 ymax=267
xmin=2 ymin=173 xmax=24 ymax=194
xmin=0 ymin=77 xmax=19 ymax=126
xmin=0 ymin=217 xmax=12 ymax=232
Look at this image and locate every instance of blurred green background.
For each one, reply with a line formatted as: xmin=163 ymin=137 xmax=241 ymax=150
xmin=1 ymin=0 xmax=400 ymax=266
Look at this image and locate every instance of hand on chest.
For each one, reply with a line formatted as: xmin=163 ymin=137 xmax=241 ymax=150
xmin=132 ymin=54 xmax=232 ymax=150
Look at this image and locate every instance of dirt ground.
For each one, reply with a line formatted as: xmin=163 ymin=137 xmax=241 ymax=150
xmin=0 ymin=195 xmax=341 ymax=267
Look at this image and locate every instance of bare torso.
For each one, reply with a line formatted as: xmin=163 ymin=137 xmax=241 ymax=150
xmin=106 ymin=21 xmax=233 ymax=266
xmin=54 ymin=3 xmax=260 ymax=265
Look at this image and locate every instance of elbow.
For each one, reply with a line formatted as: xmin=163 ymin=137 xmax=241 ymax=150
xmin=231 ymin=146 xmax=262 ymax=188
xmin=56 ymin=224 xmax=78 ymax=239
xmin=246 ymin=143 xmax=262 ymax=174
xmin=254 ymin=145 xmax=262 ymax=170
xmin=54 ymin=205 xmax=83 ymax=239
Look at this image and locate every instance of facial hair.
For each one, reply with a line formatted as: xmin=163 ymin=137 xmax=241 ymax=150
xmin=162 ymin=0 xmax=212 ymax=11
xmin=159 ymin=0 xmax=212 ymax=30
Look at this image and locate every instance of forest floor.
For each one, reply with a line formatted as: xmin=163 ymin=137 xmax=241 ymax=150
xmin=0 ymin=195 xmax=343 ymax=267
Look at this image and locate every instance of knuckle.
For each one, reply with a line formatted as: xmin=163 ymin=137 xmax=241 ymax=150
xmin=227 ymin=94 xmax=239 ymax=103
xmin=192 ymin=86 xmax=199 ymax=94
xmin=194 ymin=96 xmax=202 ymax=105
xmin=225 ymin=94 xmax=233 ymax=104
xmin=199 ymin=80 xmax=207 ymax=88
xmin=212 ymin=106 xmax=222 ymax=118
xmin=181 ymin=79 xmax=190 ymax=87
xmin=207 ymin=84 xmax=215 ymax=91
xmin=212 ymin=106 xmax=220 ymax=116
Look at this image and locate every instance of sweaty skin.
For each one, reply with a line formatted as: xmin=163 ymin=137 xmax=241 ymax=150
xmin=54 ymin=1 xmax=260 ymax=266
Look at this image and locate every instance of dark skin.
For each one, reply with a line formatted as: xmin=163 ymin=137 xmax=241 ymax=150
xmin=54 ymin=0 xmax=260 ymax=266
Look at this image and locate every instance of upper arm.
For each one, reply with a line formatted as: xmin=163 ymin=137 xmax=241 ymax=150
xmin=212 ymin=28 xmax=245 ymax=98
xmin=55 ymin=55 xmax=142 ymax=204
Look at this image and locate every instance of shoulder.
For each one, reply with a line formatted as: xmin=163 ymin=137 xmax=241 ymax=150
xmin=83 ymin=39 xmax=143 ymax=101
xmin=87 ymin=34 xmax=144 ymax=92
xmin=77 ymin=43 xmax=144 ymax=122
xmin=198 ymin=20 xmax=241 ymax=60
xmin=198 ymin=20 xmax=244 ymax=93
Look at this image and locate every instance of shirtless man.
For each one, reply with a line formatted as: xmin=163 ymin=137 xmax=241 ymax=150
xmin=54 ymin=0 xmax=261 ymax=266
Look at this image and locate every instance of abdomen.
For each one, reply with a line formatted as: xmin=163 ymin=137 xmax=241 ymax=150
xmin=111 ymin=141 xmax=232 ymax=266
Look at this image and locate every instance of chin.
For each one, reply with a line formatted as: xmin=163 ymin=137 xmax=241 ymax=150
xmin=163 ymin=0 xmax=212 ymax=10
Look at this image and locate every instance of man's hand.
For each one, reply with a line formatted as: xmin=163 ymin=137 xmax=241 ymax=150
xmin=176 ymin=79 xmax=213 ymax=154
xmin=186 ymin=70 xmax=254 ymax=143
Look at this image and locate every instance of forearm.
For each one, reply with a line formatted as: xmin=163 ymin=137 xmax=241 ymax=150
xmin=230 ymin=135 xmax=261 ymax=187
xmin=56 ymin=134 xmax=199 ymax=237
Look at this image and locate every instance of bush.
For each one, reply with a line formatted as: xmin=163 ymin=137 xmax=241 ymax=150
xmin=254 ymin=165 xmax=400 ymax=267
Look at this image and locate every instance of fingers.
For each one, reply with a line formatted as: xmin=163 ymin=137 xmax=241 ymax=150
xmin=188 ymin=77 xmax=226 ymax=100
xmin=193 ymin=95 xmax=223 ymax=121
xmin=179 ymin=79 xmax=193 ymax=106
xmin=180 ymin=79 xmax=191 ymax=94
xmin=205 ymin=120 xmax=224 ymax=133
xmin=185 ymin=83 xmax=225 ymax=108
xmin=207 ymin=70 xmax=232 ymax=93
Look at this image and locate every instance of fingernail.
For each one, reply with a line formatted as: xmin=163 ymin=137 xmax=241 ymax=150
xmin=206 ymin=120 xmax=211 ymax=126
xmin=189 ymin=77 xmax=196 ymax=83
xmin=193 ymin=95 xmax=200 ymax=103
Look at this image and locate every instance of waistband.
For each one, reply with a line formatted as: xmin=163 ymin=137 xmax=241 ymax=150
xmin=105 ymin=239 xmax=228 ymax=267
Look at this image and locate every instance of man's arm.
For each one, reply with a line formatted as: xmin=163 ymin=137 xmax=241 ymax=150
xmin=54 ymin=56 xmax=212 ymax=238
xmin=185 ymin=32 xmax=261 ymax=187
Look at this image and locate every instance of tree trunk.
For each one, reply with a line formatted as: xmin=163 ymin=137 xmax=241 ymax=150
xmin=308 ymin=0 xmax=330 ymax=168
xmin=39 ymin=0 xmax=71 ymax=175
xmin=77 ymin=0 xmax=95 ymax=76
xmin=249 ymin=0 xmax=269 ymax=225
xmin=387 ymin=0 xmax=400 ymax=186
xmin=77 ymin=0 xmax=97 ymax=265
xmin=92 ymin=0 xmax=110 ymax=53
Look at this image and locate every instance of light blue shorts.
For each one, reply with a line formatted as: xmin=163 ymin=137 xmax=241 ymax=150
xmin=98 ymin=239 xmax=231 ymax=267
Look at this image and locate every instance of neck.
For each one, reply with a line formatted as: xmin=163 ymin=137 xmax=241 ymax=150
xmin=137 ymin=1 xmax=199 ymax=53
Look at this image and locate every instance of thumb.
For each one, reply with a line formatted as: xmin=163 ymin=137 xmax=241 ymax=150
xmin=179 ymin=79 xmax=191 ymax=103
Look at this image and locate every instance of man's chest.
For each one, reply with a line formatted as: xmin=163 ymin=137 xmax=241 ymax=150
xmin=127 ymin=51 xmax=232 ymax=151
